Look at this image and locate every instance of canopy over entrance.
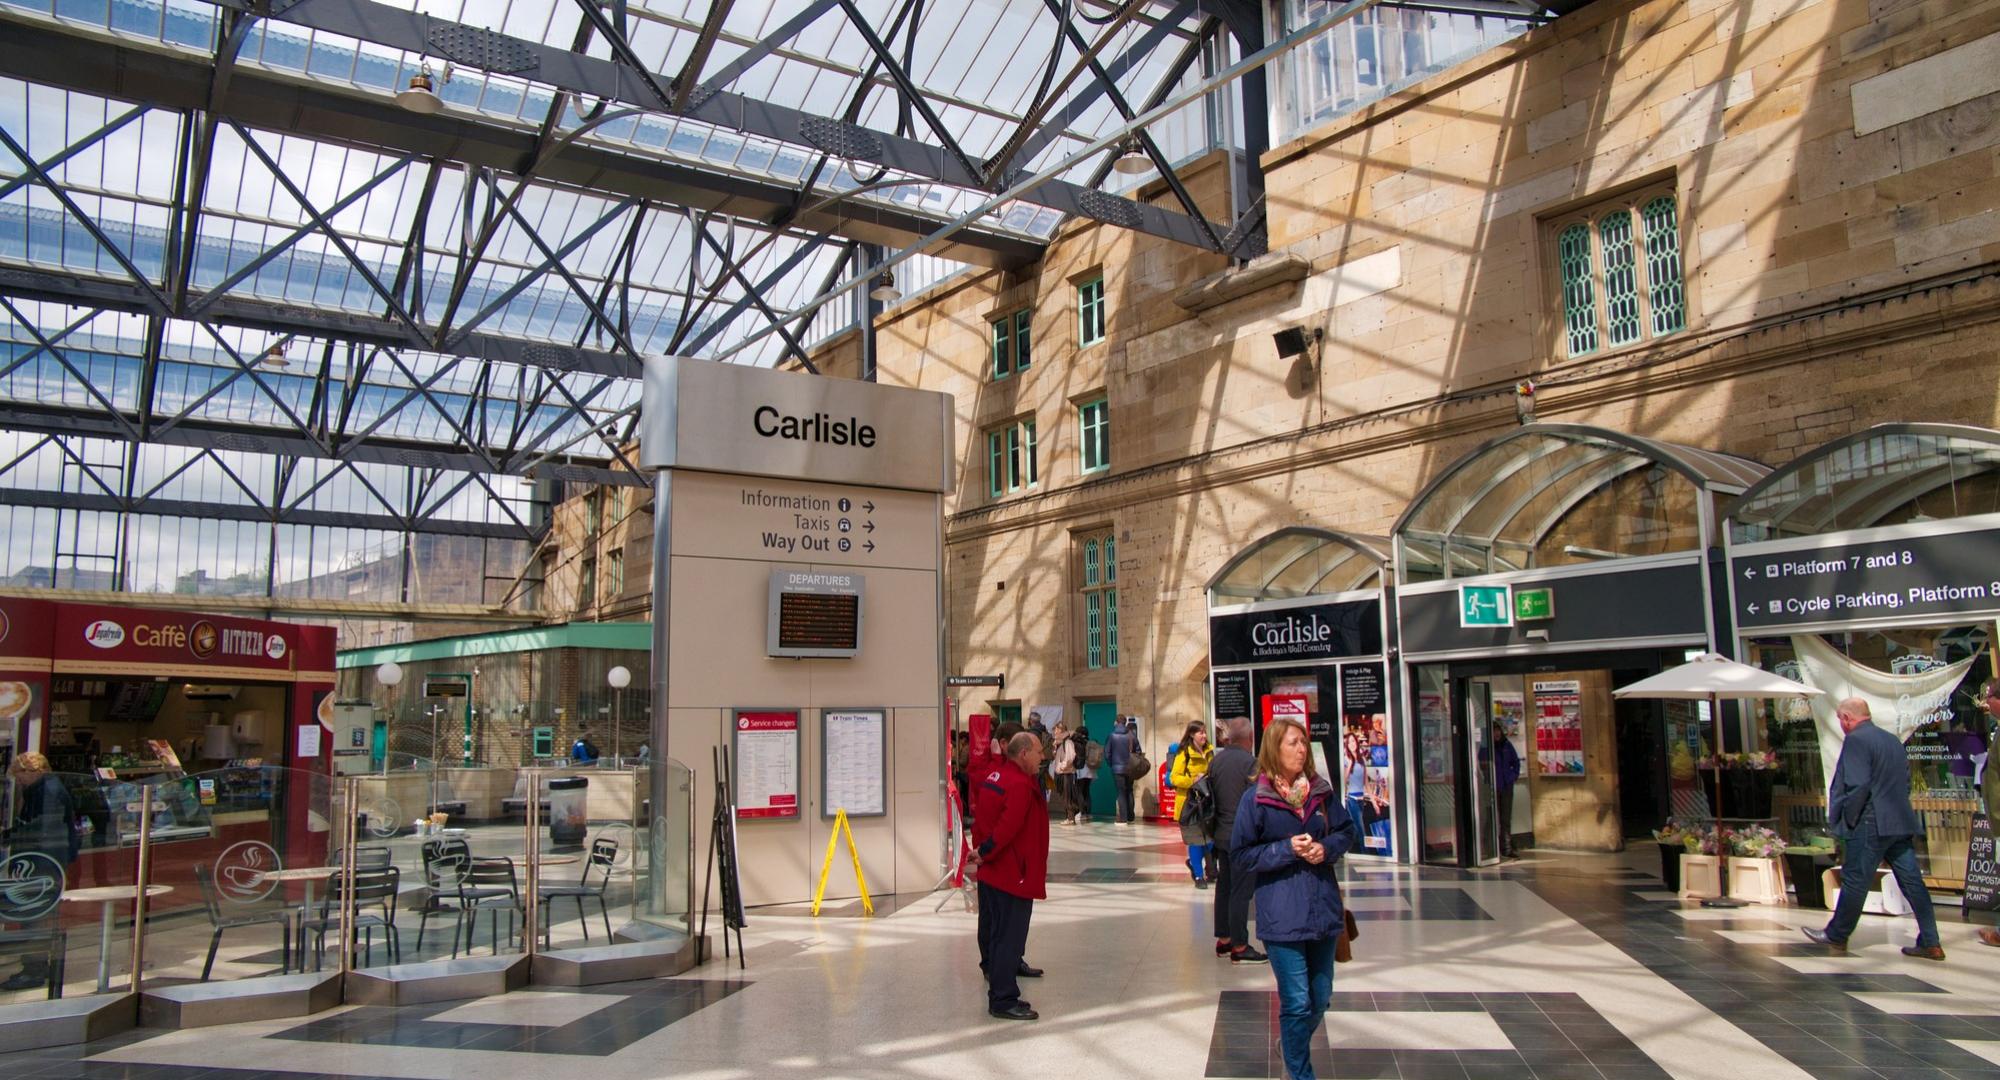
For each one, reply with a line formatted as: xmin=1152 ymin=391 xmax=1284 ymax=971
xmin=1728 ymin=424 xmax=2000 ymax=544
xmin=1206 ymin=527 xmax=1389 ymax=605
xmin=1393 ymin=424 xmax=1767 ymax=583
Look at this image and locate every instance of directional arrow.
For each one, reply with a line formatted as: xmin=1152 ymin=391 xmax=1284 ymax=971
xmin=1746 ymin=602 xmax=1761 ymax=614
xmin=863 ymin=520 xmax=875 ymax=533
xmin=863 ymin=540 xmax=875 ymax=553
xmin=862 ymin=501 xmax=875 ymax=513
xmin=1743 ymin=567 xmax=1757 ymax=579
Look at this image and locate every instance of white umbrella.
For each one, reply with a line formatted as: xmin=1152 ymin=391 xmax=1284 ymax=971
xmin=1615 ymin=653 xmax=1824 ymax=906
xmin=1613 ymin=653 xmax=1828 ymax=702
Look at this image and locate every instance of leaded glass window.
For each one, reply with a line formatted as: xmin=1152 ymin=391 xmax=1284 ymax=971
xmin=1641 ymin=196 xmax=1686 ymax=336
xmin=1558 ymin=223 xmax=1597 ymax=357
xmin=1080 ymin=531 xmax=1116 ymax=670
xmin=1598 ymin=211 xmax=1641 ymax=347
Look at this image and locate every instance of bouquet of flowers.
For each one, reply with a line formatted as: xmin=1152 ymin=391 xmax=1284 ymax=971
xmin=1652 ymin=818 xmax=1698 ymax=846
xmin=1684 ymin=827 xmax=1724 ymax=855
xmin=1700 ymin=750 xmax=1780 ymax=770
xmin=1729 ymin=824 xmax=1785 ymax=858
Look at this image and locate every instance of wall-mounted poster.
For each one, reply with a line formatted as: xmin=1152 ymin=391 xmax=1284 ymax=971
xmin=734 ymin=709 xmax=802 ymax=819
xmin=1339 ymin=663 xmax=1394 ymax=857
xmin=822 ymin=709 xmax=887 ymax=818
xmin=1530 ymin=680 xmax=1584 ymax=776
xmin=1262 ymin=691 xmax=1327 ymax=777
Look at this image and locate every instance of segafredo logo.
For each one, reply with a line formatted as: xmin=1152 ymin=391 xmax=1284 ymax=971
xmin=0 ymin=607 xmax=10 ymax=645
xmin=264 ymin=634 xmax=287 ymax=660
xmin=83 ymin=619 xmax=126 ymax=649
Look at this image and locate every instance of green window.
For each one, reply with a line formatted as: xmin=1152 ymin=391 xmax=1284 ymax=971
xmin=1598 ymin=211 xmax=1641 ymax=347
xmin=985 ymin=418 xmax=1037 ymax=497
xmin=1081 ymin=532 xmax=1117 ymax=670
xmin=1077 ymin=276 xmax=1105 ymax=346
xmin=579 ymin=556 xmax=596 ymax=606
xmin=1558 ymin=223 xmax=1597 ymax=358
xmin=991 ymin=308 xmax=1033 ymax=378
xmin=1556 ymin=192 xmax=1686 ymax=359
xmin=1078 ymin=397 xmax=1109 ymax=474
xmin=605 ymin=548 xmax=624 ymax=599
xmin=1641 ymin=196 xmax=1686 ymax=336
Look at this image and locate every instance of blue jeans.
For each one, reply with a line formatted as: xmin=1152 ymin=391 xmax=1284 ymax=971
xmin=1266 ymin=938 xmax=1336 ymax=1080
xmin=1825 ymin=814 xmax=1940 ymax=948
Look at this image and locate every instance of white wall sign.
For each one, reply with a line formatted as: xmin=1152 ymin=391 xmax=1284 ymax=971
xmin=822 ymin=709 xmax=888 ymax=818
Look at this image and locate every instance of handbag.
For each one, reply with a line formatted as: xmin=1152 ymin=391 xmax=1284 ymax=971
xmin=1334 ymin=908 xmax=1359 ymax=963
xmin=1125 ymin=746 xmax=1152 ymax=780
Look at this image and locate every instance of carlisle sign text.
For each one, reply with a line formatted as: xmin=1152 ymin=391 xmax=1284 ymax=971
xmin=753 ymin=406 xmax=876 ymax=448
xmin=1250 ymin=613 xmax=1335 ymax=648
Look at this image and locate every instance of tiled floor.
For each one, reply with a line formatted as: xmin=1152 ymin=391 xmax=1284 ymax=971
xmin=9 ymin=824 xmax=2000 ymax=1079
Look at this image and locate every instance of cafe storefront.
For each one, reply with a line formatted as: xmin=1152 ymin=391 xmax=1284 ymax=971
xmin=1392 ymin=424 xmax=1769 ymax=868
xmin=1206 ymin=528 xmax=1400 ymax=859
xmin=1726 ymin=424 xmax=2000 ymax=893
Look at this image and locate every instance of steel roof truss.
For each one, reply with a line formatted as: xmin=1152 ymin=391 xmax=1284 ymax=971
xmin=0 ymin=125 xmax=170 ymax=314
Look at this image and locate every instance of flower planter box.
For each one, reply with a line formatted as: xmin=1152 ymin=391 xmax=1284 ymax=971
xmin=1679 ymin=854 xmax=1722 ymax=900
xmin=1726 ymin=856 xmax=1787 ymax=905
xmin=1658 ymin=843 xmax=1683 ymax=892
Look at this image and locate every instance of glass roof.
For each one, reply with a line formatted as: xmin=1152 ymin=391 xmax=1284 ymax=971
xmin=1729 ymin=425 xmax=2000 ymax=544
xmin=1395 ymin=425 xmax=1768 ymax=583
xmin=1207 ymin=527 xmax=1389 ymax=604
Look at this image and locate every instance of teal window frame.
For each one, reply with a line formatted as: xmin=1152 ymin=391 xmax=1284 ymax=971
xmin=985 ymin=417 xmax=1038 ymax=497
xmin=1078 ymin=397 xmax=1110 ymax=475
xmin=1077 ymin=276 xmax=1105 ymax=346
xmin=1554 ymin=190 xmax=1687 ymax=360
xmin=1081 ymin=532 xmax=1117 ymax=669
xmin=991 ymin=307 xmax=1033 ymax=379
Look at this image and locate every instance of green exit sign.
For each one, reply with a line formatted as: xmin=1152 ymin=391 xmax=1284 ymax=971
xmin=1458 ymin=584 xmax=1514 ymax=628
xmin=1515 ymin=587 xmax=1555 ymax=622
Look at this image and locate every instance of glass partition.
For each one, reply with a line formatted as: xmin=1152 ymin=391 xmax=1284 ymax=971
xmin=632 ymin=758 xmax=693 ymax=937
xmin=1 ymin=770 xmax=141 ymax=1007
xmin=137 ymin=766 xmax=333 ymax=986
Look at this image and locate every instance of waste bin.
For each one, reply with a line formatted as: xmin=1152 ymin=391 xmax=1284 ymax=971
xmin=549 ymin=776 xmax=589 ymax=848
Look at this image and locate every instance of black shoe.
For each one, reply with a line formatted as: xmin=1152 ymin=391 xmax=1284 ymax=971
xmin=989 ymin=1002 xmax=1039 ymax=1021
xmin=1231 ymin=947 xmax=1269 ymax=964
xmin=0 ymin=971 xmax=46 ymax=991
xmin=1016 ymin=963 xmax=1043 ymax=978
xmin=1195 ymin=878 xmax=1209 ymax=890
xmin=1803 ymin=928 xmax=1847 ymax=952
xmin=1215 ymin=939 xmax=1232 ymax=957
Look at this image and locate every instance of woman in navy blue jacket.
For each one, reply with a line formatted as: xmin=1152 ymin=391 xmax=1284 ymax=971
xmin=1229 ymin=719 xmax=1358 ymax=1080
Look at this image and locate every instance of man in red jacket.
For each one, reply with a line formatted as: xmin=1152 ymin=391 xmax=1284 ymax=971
xmin=972 ymin=732 xmax=1049 ymax=1021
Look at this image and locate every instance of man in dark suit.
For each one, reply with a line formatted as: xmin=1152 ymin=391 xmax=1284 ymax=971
xmin=1209 ymin=717 xmax=1264 ymax=964
xmin=1804 ymin=698 xmax=1944 ymax=960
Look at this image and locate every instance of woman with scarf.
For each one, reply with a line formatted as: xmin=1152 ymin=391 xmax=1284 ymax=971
xmin=1229 ymin=719 xmax=1358 ymax=1080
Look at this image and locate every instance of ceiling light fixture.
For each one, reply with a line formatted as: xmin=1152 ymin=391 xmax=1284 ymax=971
xmin=869 ymin=271 xmax=900 ymax=303
xmin=259 ymin=342 xmax=289 ymax=369
xmin=396 ymin=61 xmax=445 ymax=115
xmin=1112 ymin=138 xmax=1151 ymax=175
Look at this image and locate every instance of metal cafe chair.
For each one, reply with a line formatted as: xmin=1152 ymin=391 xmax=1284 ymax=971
xmin=538 ymin=838 xmax=618 ymax=948
xmin=303 ymin=866 xmax=402 ymax=970
xmin=415 ymin=838 xmax=477 ymax=954
xmin=192 ymin=863 xmax=291 ymax=980
xmin=454 ymin=857 xmax=523 ymax=957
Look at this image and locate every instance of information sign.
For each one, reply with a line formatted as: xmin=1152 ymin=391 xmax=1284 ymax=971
xmin=1732 ymin=523 xmax=2000 ymax=629
xmin=822 ymin=708 xmax=888 ymax=818
xmin=1530 ymin=679 xmax=1584 ymax=776
xmin=734 ymin=710 xmax=801 ymax=819
xmin=1212 ymin=670 xmax=1252 ymax=722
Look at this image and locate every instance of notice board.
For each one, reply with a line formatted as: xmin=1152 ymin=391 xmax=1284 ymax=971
xmin=734 ymin=709 xmax=801 ymax=819
xmin=822 ymin=708 xmax=887 ymax=818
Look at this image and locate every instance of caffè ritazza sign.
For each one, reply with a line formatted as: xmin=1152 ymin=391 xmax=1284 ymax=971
xmin=1208 ymin=599 xmax=1384 ymax=667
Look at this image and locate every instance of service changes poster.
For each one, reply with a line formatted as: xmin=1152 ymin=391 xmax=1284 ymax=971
xmin=735 ymin=710 xmax=801 ymax=819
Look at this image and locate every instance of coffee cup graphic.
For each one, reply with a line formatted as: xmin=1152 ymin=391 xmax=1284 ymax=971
xmin=0 ymin=681 xmax=30 ymax=723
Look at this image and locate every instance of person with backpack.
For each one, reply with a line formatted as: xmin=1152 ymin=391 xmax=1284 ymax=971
xmin=1049 ymin=720 xmax=1079 ymax=825
xmin=1170 ymin=721 xmax=1215 ymax=887
xmin=1074 ymin=727 xmax=1100 ymax=824
xmin=1106 ymin=717 xmax=1138 ymax=825
xmin=571 ymin=728 xmax=600 ymax=765
xmin=1207 ymin=717 xmax=1263 ymax=963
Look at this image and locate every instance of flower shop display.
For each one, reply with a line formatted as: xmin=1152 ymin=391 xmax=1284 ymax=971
xmin=1653 ymin=819 xmax=1697 ymax=891
xmin=1725 ymin=825 xmax=1788 ymax=904
xmin=1699 ymin=751 xmax=1782 ymax=818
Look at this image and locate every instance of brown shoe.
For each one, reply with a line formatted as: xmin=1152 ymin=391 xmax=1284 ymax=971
xmin=1978 ymin=928 xmax=2000 ymax=948
xmin=1901 ymin=944 xmax=1946 ymax=962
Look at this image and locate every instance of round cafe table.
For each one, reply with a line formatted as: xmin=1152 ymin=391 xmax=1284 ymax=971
xmin=251 ymin=867 xmax=337 ymax=972
xmin=60 ymin=884 xmax=173 ymax=992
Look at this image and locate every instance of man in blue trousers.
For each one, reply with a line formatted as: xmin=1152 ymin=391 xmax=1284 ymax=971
xmin=1804 ymin=697 xmax=1944 ymax=960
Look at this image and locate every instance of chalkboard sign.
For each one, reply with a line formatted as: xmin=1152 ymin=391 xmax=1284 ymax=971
xmin=1213 ymin=670 xmax=1251 ymax=722
xmin=1964 ymin=813 xmax=2000 ymax=923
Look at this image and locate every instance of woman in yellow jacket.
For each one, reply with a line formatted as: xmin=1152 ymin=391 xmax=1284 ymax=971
xmin=1171 ymin=720 xmax=1215 ymax=888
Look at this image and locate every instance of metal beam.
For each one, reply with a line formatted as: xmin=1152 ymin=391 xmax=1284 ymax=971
xmin=168 ymin=0 xmax=1232 ymax=252
xmin=0 ymin=585 xmax=548 ymax=625
xmin=0 ymin=12 xmax=1043 ymax=270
